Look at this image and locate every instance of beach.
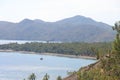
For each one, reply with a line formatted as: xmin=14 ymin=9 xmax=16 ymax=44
xmin=0 ymin=49 xmax=96 ymax=60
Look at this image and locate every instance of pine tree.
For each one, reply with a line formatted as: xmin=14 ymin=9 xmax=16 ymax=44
xmin=57 ymin=76 xmax=62 ymax=80
xmin=42 ymin=73 xmax=50 ymax=80
xmin=112 ymin=21 xmax=120 ymax=54
xmin=28 ymin=73 xmax=36 ymax=80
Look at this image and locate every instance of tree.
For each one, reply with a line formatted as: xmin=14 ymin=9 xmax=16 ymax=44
xmin=57 ymin=76 xmax=62 ymax=80
xmin=112 ymin=21 xmax=120 ymax=54
xmin=112 ymin=21 xmax=120 ymax=33
xmin=28 ymin=73 xmax=36 ymax=80
xmin=42 ymin=73 xmax=50 ymax=80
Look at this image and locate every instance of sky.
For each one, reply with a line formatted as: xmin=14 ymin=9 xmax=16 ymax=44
xmin=0 ymin=0 xmax=120 ymax=25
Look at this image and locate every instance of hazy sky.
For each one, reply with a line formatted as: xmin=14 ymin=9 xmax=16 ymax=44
xmin=0 ymin=0 xmax=120 ymax=25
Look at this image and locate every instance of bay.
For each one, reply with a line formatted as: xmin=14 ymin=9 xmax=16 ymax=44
xmin=0 ymin=52 xmax=96 ymax=80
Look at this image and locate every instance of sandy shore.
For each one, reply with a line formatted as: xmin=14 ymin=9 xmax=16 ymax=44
xmin=0 ymin=49 xmax=96 ymax=60
xmin=40 ymin=53 xmax=96 ymax=60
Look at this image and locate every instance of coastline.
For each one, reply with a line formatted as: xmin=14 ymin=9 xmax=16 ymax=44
xmin=0 ymin=49 xmax=96 ymax=60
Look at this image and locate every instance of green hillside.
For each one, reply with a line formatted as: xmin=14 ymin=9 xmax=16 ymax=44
xmin=0 ymin=42 xmax=112 ymax=57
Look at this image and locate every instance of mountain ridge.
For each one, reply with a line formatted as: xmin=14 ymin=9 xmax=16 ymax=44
xmin=0 ymin=15 xmax=115 ymax=42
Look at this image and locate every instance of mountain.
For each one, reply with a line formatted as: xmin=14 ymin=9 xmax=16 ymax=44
xmin=0 ymin=15 xmax=115 ymax=42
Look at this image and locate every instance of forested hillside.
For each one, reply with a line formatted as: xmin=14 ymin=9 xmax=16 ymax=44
xmin=0 ymin=42 xmax=112 ymax=57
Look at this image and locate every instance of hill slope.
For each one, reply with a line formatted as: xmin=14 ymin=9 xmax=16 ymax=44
xmin=63 ymin=21 xmax=120 ymax=80
xmin=63 ymin=52 xmax=120 ymax=80
xmin=0 ymin=15 xmax=115 ymax=42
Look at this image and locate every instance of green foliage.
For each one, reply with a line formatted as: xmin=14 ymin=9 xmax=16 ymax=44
xmin=78 ymin=51 xmax=120 ymax=80
xmin=56 ymin=76 xmax=62 ymax=80
xmin=0 ymin=42 xmax=112 ymax=57
xmin=28 ymin=73 xmax=36 ymax=80
xmin=42 ymin=73 xmax=50 ymax=80
xmin=113 ymin=21 xmax=120 ymax=54
xmin=78 ymin=68 xmax=119 ymax=80
xmin=112 ymin=21 xmax=120 ymax=33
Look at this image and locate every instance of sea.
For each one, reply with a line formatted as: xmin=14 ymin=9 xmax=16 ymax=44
xmin=0 ymin=40 xmax=96 ymax=80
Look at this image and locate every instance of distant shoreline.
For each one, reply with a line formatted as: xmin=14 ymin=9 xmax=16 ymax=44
xmin=0 ymin=49 xmax=96 ymax=60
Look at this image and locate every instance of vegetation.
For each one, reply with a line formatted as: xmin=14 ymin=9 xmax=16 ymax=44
xmin=76 ymin=21 xmax=120 ymax=80
xmin=28 ymin=73 xmax=36 ymax=80
xmin=112 ymin=21 xmax=120 ymax=54
xmin=57 ymin=76 xmax=62 ymax=80
xmin=24 ymin=73 xmax=63 ymax=80
xmin=42 ymin=73 xmax=50 ymax=80
xmin=0 ymin=42 xmax=112 ymax=57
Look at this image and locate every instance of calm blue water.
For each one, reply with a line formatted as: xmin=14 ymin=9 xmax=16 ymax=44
xmin=0 ymin=52 xmax=96 ymax=80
